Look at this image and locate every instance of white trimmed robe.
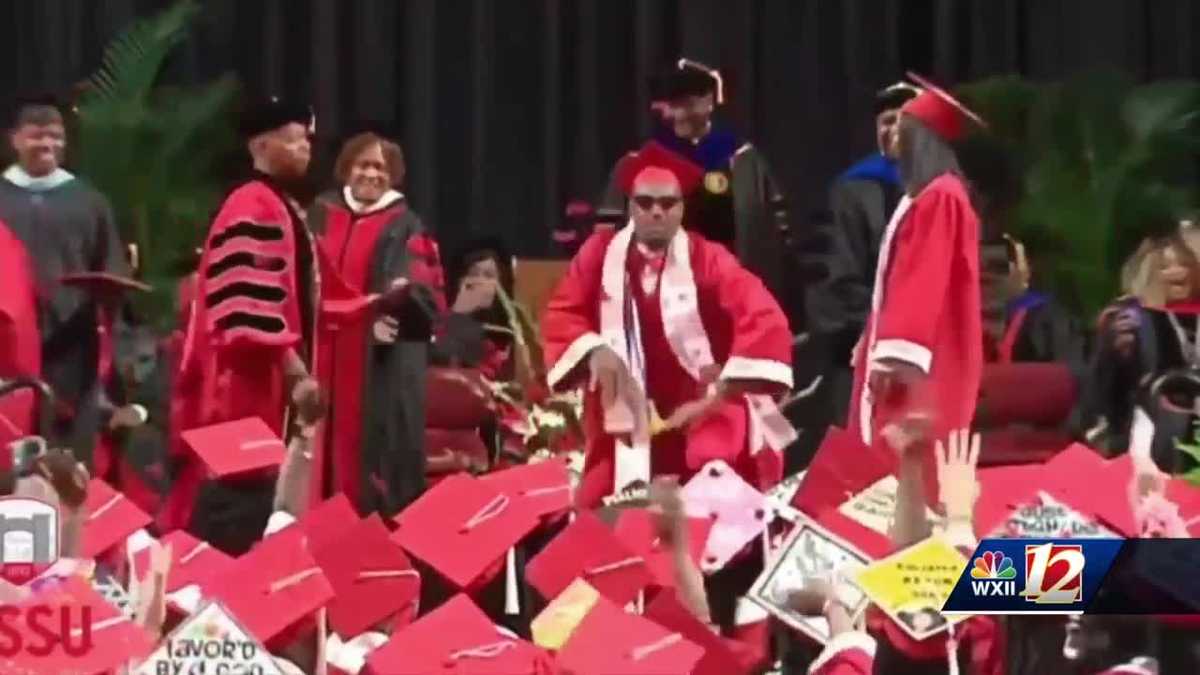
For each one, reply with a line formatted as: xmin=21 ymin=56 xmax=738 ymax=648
xmin=850 ymin=172 xmax=983 ymax=500
xmin=542 ymin=224 xmax=795 ymax=508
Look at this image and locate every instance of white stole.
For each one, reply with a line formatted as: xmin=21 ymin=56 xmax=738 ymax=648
xmin=599 ymin=223 xmax=795 ymax=493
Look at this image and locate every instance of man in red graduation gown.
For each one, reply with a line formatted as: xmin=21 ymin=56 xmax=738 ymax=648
xmin=543 ymin=141 xmax=795 ymax=508
xmin=0 ymin=220 xmax=41 ymax=457
xmin=308 ymin=129 xmax=446 ymax=517
xmin=163 ymin=98 xmax=324 ymax=537
xmin=849 ymin=73 xmax=984 ymax=500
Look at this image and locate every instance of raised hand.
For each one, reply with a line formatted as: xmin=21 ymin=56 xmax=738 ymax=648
xmin=936 ymin=428 xmax=981 ymax=522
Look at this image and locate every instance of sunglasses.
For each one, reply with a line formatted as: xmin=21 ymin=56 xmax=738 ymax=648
xmin=632 ymin=195 xmax=682 ymax=211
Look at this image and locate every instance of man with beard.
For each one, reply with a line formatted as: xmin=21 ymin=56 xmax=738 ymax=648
xmin=849 ymin=73 xmax=985 ymax=503
xmin=598 ymin=60 xmax=793 ymax=316
xmin=0 ymin=95 xmax=129 ymax=462
xmin=308 ymin=129 xmax=445 ymax=517
xmin=163 ymin=98 xmax=324 ymax=550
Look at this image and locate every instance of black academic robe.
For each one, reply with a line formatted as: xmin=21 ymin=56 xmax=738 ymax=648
xmin=600 ymin=124 xmax=792 ymax=318
xmin=786 ymin=155 xmax=905 ymax=471
xmin=308 ymin=190 xmax=445 ymax=517
xmin=0 ymin=172 xmax=128 ymax=463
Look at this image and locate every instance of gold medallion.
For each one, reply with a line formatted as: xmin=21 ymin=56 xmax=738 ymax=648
xmin=704 ymin=171 xmax=729 ymax=194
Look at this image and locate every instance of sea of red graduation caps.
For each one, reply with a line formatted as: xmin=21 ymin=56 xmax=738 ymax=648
xmin=10 ymin=417 xmax=1200 ymax=674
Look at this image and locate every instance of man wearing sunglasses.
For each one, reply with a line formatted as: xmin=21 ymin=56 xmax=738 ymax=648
xmin=543 ymin=140 xmax=795 ymax=516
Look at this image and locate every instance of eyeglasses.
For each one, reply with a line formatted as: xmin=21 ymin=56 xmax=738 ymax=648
xmin=632 ymin=195 xmax=683 ymax=211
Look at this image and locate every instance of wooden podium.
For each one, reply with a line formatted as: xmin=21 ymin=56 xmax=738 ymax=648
xmin=513 ymin=259 xmax=569 ymax=320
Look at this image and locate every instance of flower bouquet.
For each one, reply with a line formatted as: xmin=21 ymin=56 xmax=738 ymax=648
xmin=485 ymin=286 xmax=586 ymax=481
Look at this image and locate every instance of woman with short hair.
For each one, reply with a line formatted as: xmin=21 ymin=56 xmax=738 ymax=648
xmin=308 ymin=131 xmax=446 ymax=517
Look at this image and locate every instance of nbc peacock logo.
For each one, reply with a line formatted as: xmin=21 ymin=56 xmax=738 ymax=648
xmin=969 ymin=551 xmax=1017 ymax=597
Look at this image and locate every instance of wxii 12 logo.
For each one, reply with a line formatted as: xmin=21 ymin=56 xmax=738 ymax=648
xmin=943 ymin=539 xmax=1122 ymax=615
xmin=0 ymin=496 xmax=95 ymax=658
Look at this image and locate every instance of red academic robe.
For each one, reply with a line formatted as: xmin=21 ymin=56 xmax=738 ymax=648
xmin=310 ymin=190 xmax=446 ymax=511
xmin=0 ymin=220 xmax=41 ymax=458
xmin=850 ymin=172 xmax=982 ymax=502
xmin=162 ymin=178 xmax=318 ymax=533
xmin=543 ymin=225 xmax=794 ymax=507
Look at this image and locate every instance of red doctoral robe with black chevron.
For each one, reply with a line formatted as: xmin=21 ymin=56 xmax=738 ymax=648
xmin=162 ymin=176 xmax=318 ymax=533
xmin=309 ymin=188 xmax=446 ymax=516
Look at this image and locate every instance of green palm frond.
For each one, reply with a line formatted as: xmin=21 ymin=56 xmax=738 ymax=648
xmin=81 ymin=0 xmax=200 ymax=105
xmin=72 ymin=0 xmax=239 ymax=329
xmin=958 ymin=71 xmax=1200 ymax=319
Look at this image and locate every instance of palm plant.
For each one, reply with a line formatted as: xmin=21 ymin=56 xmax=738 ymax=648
xmin=957 ymin=71 xmax=1200 ymax=320
xmin=72 ymin=0 xmax=239 ymax=329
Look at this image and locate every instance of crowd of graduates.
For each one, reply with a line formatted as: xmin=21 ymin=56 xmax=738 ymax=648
xmin=0 ymin=55 xmax=1198 ymax=675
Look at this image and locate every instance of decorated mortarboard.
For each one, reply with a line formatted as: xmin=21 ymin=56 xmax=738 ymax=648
xmin=0 ymin=576 xmax=156 ymax=674
xmin=900 ymin=71 xmax=986 ymax=142
xmin=365 ymin=594 xmax=553 ymax=674
xmin=133 ymin=600 xmax=288 ymax=675
xmin=203 ymin=526 xmax=334 ymax=645
xmin=680 ymin=460 xmax=770 ymax=573
xmin=239 ymin=95 xmax=315 ymax=139
xmin=874 ymin=81 xmax=923 ymax=114
xmin=530 ymin=578 xmax=602 ymax=650
xmin=81 ymin=477 xmax=154 ymax=559
xmin=651 ymin=58 xmax=725 ymax=104
xmin=391 ymin=473 xmax=541 ymax=590
xmin=556 ymin=593 xmax=706 ymax=675
xmin=311 ymin=514 xmax=421 ymax=639
xmin=525 ymin=509 xmax=652 ymax=606
xmin=180 ymin=417 xmax=288 ymax=479
xmin=614 ymin=140 xmax=706 ymax=196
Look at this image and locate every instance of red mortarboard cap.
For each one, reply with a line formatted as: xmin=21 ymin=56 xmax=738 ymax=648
xmin=975 ymin=463 xmax=1045 ymax=536
xmin=0 ymin=576 xmax=155 ymax=674
xmin=205 ymin=525 xmax=334 ymax=644
xmin=267 ymin=493 xmax=361 ymax=553
xmin=680 ymin=460 xmax=770 ymax=573
xmin=480 ymin=458 xmax=574 ymax=521
xmin=525 ymin=510 xmax=652 ymax=606
xmin=793 ymin=426 xmax=895 ymax=516
xmin=900 ymin=72 xmax=986 ymax=142
xmin=365 ymin=594 xmax=552 ymax=675
xmin=180 ymin=417 xmax=288 ymax=479
xmin=643 ymin=590 xmax=744 ymax=675
xmin=392 ymin=474 xmax=540 ymax=590
xmin=312 ymin=514 xmax=422 ymax=639
xmin=132 ymin=529 xmax=235 ymax=593
xmin=557 ymin=594 xmax=705 ymax=675
xmin=1038 ymin=443 xmax=1122 ymax=521
xmin=613 ymin=508 xmax=712 ymax=589
xmin=58 ymin=272 xmax=152 ymax=294
xmin=615 ymin=141 xmax=705 ymax=196
xmin=81 ymin=477 xmax=153 ymax=559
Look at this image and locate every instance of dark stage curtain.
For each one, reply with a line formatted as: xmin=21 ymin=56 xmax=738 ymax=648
xmin=1 ymin=0 xmax=1197 ymax=259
